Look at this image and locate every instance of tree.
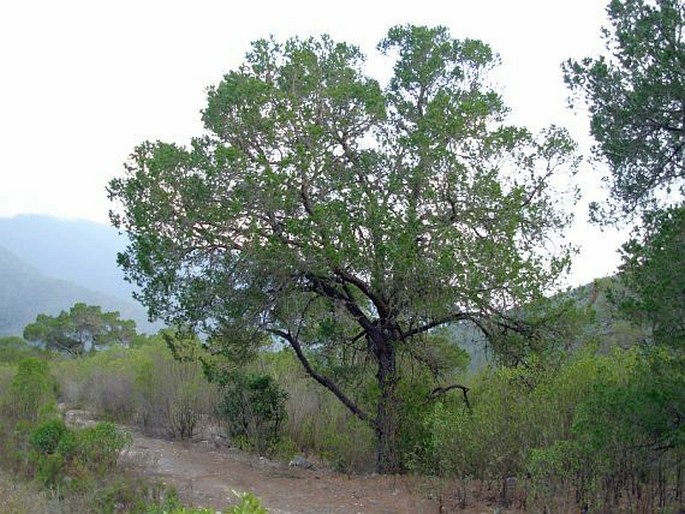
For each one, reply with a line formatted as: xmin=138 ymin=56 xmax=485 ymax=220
xmin=612 ymin=206 xmax=685 ymax=348
xmin=563 ymin=0 xmax=685 ymax=223
xmin=108 ymin=25 xmax=578 ymax=473
xmin=23 ymin=303 xmax=137 ymax=356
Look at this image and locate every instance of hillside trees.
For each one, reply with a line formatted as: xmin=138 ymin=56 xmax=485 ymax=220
xmin=563 ymin=1 xmax=684 ymax=505
xmin=108 ymin=25 xmax=579 ymax=473
xmin=563 ymin=0 xmax=685 ymax=223
xmin=23 ymin=303 xmax=137 ymax=356
xmin=615 ymin=206 xmax=684 ymax=348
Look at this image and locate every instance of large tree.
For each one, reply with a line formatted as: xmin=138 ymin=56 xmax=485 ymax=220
xmin=23 ymin=303 xmax=137 ymax=356
xmin=563 ymin=0 xmax=685 ymax=223
xmin=108 ymin=25 xmax=578 ymax=473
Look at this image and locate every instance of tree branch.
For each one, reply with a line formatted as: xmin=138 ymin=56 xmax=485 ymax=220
xmin=333 ymin=268 xmax=389 ymax=319
xmin=302 ymin=272 xmax=378 ymax=336
xmin=269 ymin=328 xmax=372 ymax=425
xmin=428 ymin=384 xmax=471 ymax=409
xmin=401 ymin=312 xmax=475 ymax=341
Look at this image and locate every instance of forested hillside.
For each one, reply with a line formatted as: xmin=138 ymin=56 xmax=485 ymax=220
xmin=0 ymin=245 xmax=154 ymax=336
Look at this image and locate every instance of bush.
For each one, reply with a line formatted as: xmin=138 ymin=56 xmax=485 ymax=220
xmin=77 ymin=422 xmax=132 ymax=474
xmin=216 ymin=371 xmax=288 ymax=455
xmin=4 ymin=358 xmax=56 ymax=423
xmin=52 ymin=340 xmax=220 ymax=438
xmin=30 ymin=418 xmax=68 ymax=454
xmin=25 ymin=418 xmax=131 ymax=489
xmin=53 ymin=348 xmax=137 ymax=422
xmin=230 ymin=491 xmax=268 ymax=514
xmin=0 ymin=336 xmax=53 ymax=364
xmin=425 ymin=346 xmax=684 ymax=512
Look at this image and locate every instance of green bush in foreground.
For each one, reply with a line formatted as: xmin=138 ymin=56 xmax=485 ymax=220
xmin=27 ymin=418 xmax=131 ymax=488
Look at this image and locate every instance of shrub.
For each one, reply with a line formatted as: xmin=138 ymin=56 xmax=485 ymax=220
xmin=53 ymin=348 xmax=137 ymax=422
xmin=216 ymin=371 xmax=288 ymax=455
xmin=230 ymin=490 xmax=268 ymax=514
xmin=29 ymin=418 xmax=68 ymax=454
xmin=5 ymin=358 xmax=56 ymax=423
xmin=77 ymin=422 xmax=132 ymax=475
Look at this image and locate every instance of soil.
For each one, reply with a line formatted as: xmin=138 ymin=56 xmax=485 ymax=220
xmin=64 ymin=408 xmax=515 ymax=513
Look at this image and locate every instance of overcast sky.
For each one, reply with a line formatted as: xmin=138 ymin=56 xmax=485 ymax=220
xmin=0 ymin=0 xmax=628 ymax=286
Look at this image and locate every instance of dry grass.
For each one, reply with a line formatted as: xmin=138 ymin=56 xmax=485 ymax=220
xmin=0 ymin=469 xmax=51 ymax=514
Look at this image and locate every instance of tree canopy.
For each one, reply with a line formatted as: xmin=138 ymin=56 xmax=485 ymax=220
xmin=613 ymin=205 xmax=685 ymax=348
xmin=23 ymin=303 xmax=137 ymax=356
xmin=563 ymin=0 xmax=685 ymax=223
xmin=108 ymin=25 xmax=578 ymax=473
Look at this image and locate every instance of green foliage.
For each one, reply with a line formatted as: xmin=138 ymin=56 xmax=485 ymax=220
xmin=563 ymin=0 xmax=685 ymax=221
xmin=426 ymin=366 xmax=536 ymax=482
xmin=26 ymin=419 xmax=131 ymax=488
xmin=425 ymin=347 xmax=684 ymax=511
xmin=23 ymin=302 xmax=138 ymax=356
xmin=215 ymin=370 xmax=288 ymax=455
xmin=613 ymin=206 xmax=685 ymax=349
xmin=53 ymin=346 xmax=138 ymax=422
xmin=29 ymin=418 xmax=68 ymax=455
xmin=77 ymin=422 xmax=132 ymax=474
xmin=133 ymin=336 xmax=219 ymax=438
xmin=93 ymin=478 xmax=180 ymax=514
xmin=5 ymin=357 xmax=56 ymax=423
xmin=142 ymin=490 xmax=267 ymax=514
xmin=229 ymin=491 xmax=268 ymax=514
xmin=0 ymin=336 xmax=53 ymax=363
xmin=109 ymin=24 xmax=578 ymax=473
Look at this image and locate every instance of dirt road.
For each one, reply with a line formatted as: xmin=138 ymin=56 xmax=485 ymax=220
xmin=65 ymin=408 xmax=503 ymax=513
xmin=120 ymin=432 xmax=441 ymax=513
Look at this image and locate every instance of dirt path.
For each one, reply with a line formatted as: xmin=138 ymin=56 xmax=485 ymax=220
xmin=120 ymin=432 xmax=442 ymax=513
xmin=65 ymin=408 xmax=502 ymax=513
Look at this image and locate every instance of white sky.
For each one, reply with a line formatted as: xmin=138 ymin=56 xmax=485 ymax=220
xmin=0 ymin=0 xmax=628 ymax=286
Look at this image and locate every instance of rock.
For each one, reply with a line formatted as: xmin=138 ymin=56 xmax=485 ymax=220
xmin=288 ymin=455 xmax=314 ymax=469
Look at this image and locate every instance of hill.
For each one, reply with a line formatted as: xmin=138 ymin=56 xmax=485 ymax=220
xmin=0 ymin=244 xmax=155 ymax=336
xmin=0 ymin=214 xmax=133 ymax=299
xmin=452 ymin=276 xmax=646 ymax=372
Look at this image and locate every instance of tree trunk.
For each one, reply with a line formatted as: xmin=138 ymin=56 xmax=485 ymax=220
xmin=374 ymin=339 xmax=402 ymax=474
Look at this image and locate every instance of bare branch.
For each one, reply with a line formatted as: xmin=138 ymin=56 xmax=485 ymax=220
xmin=269 ymin=328 xmax=372 ymax=425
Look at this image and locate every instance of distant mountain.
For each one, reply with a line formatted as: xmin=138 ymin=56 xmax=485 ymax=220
xmin=0 ymin=214 xmax=162 ymax=336
xmin=0 ymin=214 xmax=133 ymax=299
xmin=0 ymin=244 xmax=156 ymax=336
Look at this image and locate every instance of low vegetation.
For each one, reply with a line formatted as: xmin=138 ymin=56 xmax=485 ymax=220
xmin=1 ymin=1 xmax=684 ymax=512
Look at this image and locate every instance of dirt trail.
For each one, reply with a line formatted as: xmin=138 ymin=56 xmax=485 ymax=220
xmin=66 ymin=408 xmax=500 ymax=513
xmin=121 ymin=432 xmax=442 ymax=514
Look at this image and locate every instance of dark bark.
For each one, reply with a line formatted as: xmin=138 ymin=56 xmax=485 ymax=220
xmin=373 ymin=334 xmax=402 ymax=474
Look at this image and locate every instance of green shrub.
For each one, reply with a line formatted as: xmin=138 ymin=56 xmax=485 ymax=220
xmin=6 ymin=358 xmax=56 ymax=423
xmin=216 ymin=371 xmax=288 ymax=455
xmin=229 ymin=490 xmax=268 ymax=514
xmin=0 ymin=337 xmax=53 ymax=364
xmin=29 ymin=418 xmax=68 ymax=454
xmin=77 ymin=422 xmax=132 ymax=474
xmin=53 ymin=348 xmax=137 ymax=422
xmin=133 ymin=339 xmax=219 ymax=438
